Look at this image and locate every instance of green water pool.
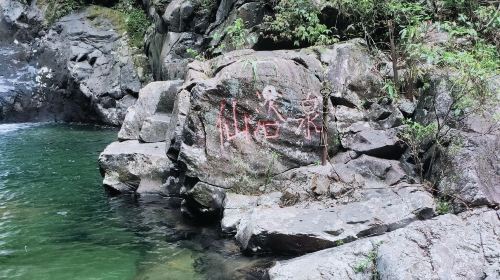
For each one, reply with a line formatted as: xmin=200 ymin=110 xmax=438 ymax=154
xmin=0 ymin=123 xmax=264 ymax=280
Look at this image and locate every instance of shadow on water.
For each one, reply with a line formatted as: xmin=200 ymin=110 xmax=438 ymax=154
xmin=0 ymin=123 xmax=272 ymax=280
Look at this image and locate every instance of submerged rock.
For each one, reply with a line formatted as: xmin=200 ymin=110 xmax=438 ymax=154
xmin=182 ymin=182 xmax=226 ymax=220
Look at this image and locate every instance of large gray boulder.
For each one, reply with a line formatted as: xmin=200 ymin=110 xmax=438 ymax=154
xmin=433 ymin=130 xmax=500 ymax=209
xmin=118 ymin=80 xmax=182 ymax=141
xmin=221 ymin=192 xmax=282 ymax=234
xmin=98 ymin=140 xmax=172 ymax=194
xmin=235 ymin=184 xmax=435 ymax=255
xmin=320 ymin=38 xmax=386 ymax=108
xmin=170 ymin=49 xmax=334 ymax=191
xmin=268 ymin=208 xmax=500 ymax=280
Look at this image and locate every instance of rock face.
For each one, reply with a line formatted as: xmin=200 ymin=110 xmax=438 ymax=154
xmin=0 ymin=3 xmax=143 ymax=125
xmin=234 ymin=161 xmax=435 ymax=255
xmin=416 ymin=74 xmax=500 ymax=210
xmin=118 ymin=80 xmax=182 ymax=141
xmin=98 ymin=140 xmax=172 ymax=194
xmin=171 ymin=49 xmax=331 ymax=191
xmin=143 ymin=0 xmax=268 ymax=81
xmin=37 ymin=10 xmax=143 ymax=125
xmin=94 ymin=0 xmax=499 ymax=278
xmin=268 ymin=208 xmax=500 ymax=280
xmin=434 ymin=131 xmax=500 ymax=209
xmin=99 ymin=79 xmax=183 ymax=195
xmin=0 ymin=0 xmax=43 ymax=39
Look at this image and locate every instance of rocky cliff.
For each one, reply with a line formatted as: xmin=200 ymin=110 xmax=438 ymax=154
xmin=97 ymin=1 xmax=499 ymax=279
xmin=2 ymin=0 xmax=498 ymax=279
xmin=0 ymin=0 xmax=144 ymax=125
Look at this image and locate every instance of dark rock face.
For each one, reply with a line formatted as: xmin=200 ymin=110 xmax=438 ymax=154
xmin=143 ymin=0 xmax=269 ymax=81
xmin=416 ymin=74 xmax=500 ymax=210
xmin=182 ymin=181 xmax=226 ymax=220
xmin=0 ymin=0 xmax=44 ymax=39
xmin=0 ymin=2 xmax=143 ymax=125
xmin=431 ymin=125 xmax=500 ymax=209
xmin=38 ymin=11 xmax=142 ymax=125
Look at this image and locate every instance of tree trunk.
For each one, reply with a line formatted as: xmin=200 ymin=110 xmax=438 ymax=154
xmin=388 ymin=20 xmax=399 ymax=90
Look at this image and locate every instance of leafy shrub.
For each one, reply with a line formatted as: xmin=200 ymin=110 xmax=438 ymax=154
xmin=88 ymin=0 xmax=150 ymax=49
xmin=382 ymin=79 xmax=398 ymax=101
xmin=124 ymin=7 xmax=149 ymax=49
xmin=400 ymin=119 xmax=438 ymax=180
xmin=226 ymin=18 xmax=252 ymax=50
xmin=195 ymin=0 xmax=216 ymax=15
xmin=436 ymin=198 xmax=452 ymax=215
xmin=263 ymin=0 xmax=337 ymax=47
xmin=41 ymin=0 xmax=83 ymax=24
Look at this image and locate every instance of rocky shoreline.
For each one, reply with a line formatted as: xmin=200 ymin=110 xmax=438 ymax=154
xmin=1 ymin=0 xmax=499 ymax=279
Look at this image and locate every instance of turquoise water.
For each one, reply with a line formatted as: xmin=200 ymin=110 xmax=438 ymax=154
xmin=0 ymin=123 xmax=265 ymax=280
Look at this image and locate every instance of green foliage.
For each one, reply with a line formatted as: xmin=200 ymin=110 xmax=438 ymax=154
xmin=401 ymin=119 xmax=438 ymax=145
xmin=124 ymin=6 xmax=149 ymax=49
xmin=263 ymin=0 xmax=338 ymax=47
xmin=88 ymin=0 xmax=149 ymax=49
xmin=382 ymin=79 xmax=398 ymax=101
xmin=440 ymin=0 xmax=479 ymax=18
xmin=400 ymin=119 xmax=438 ymax=180
xmin=43 ymin=0 xmax=149 ymax=49
xmin=41 ymin=0 xmax=83 ymax=24
xmin=436 ymin=198 xmax=452 ymax=215
xmin=354 ymin=242 xmax=382 ymax=277
xmin=225 ymin=18 xmax=252 ymax=50
xmin=195 ymin=0 xmax=216 ymax=15
xmin=186 ymin=48 xmax=204 ymax=61
xmin=210 ymin=18 xmax=258 ymax=52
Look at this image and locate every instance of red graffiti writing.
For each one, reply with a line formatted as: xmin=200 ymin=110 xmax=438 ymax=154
xmin=217 ymin=86 xmax=323 ymax=149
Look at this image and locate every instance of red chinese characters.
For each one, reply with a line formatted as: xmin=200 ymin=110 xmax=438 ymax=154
xmin=217 ymin=85 xmax=323 ymax=149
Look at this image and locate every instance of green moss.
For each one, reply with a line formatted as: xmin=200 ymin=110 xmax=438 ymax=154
xmin=87 ymin=2 xmax=150 ymax=50
xmin=39 ymin=0 xmax=84 ymax=25
xmin=87 ymin=5 xmax=127 ymax=34
xmin=40 ymin=0 xmax=149 ymax=50
xmin=124 ymin=7 xmax=149 ymax=49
